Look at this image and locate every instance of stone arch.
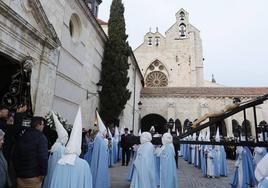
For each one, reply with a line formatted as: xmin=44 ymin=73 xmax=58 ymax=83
xmin=144 ymin=60 xmax=169 ymax=88
xmin=209 ymin=118 xmax=227 ymax=138
xmin=183 ymin=119 xmax=191 ymax=133
xmin=242 ymin=119 xmax=252 ymax=137
xmin=232 ymin=119 xmax=240 ymax=137
xmin=141 ymin=113 xmax=167 ymax=134
xmin=175 ymin=119 xmax=182 ymax=134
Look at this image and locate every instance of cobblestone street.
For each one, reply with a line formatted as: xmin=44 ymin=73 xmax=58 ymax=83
xmin=110 ymin=157 xmax=235 ymax=188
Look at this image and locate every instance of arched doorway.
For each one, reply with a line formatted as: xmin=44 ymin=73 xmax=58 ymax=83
xmin=232 ymin=119 xmax=240 ymax=137
xmin=242 ymin=119 xmax=252 ymax=137
xmin=0 ymin=52 xmax=33 ymax=115
xmin=209 ymin=118 xmax=227 ymax=138
xmin=175 ymin=119 xmax=182 ymax=134
xmin=141 ymin=114 xmax=167 ymax=134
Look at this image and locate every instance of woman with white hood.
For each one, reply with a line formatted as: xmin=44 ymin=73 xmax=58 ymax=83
xmin=158 ymin=133 xmax=178 ymax=188
xmin=50 ymin=108 xmax=93 ymax=188
xmin=90 ymin=111 xmax=110 ymax=188
xmin=130 ymin=132 xmax=156 ymax=188
xmin=42 ymin=112 xmax=69 ymax=188
xmin=255 ymin=153 xmax=268 ymax=187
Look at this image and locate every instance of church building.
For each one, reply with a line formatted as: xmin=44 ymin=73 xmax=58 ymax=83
xmin=134 ymin=9 xmax=268 ymax=137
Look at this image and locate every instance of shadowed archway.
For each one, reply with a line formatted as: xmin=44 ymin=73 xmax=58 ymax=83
xmin=141 ymin=114 xmax=167 ymax=134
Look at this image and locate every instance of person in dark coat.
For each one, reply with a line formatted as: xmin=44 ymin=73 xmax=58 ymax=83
xmin=14 ymin=116 xmax=48 ymax=188
xmin=121 ymin=128 xmax=131 ymax=166
xmin=0 ymin=129 xmax=11 ymax=188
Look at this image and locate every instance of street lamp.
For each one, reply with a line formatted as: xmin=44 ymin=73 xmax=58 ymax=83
xmin=138 ymin=101 xmax=142 ymax=131
xmin=86 ymin=81 xmax=103 ymax=99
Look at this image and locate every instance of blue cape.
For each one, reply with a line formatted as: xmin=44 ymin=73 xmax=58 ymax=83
xmin=50 ymin=156 xmax=92 ymax=188
xmin=90 ymin=133 xmax=110 ymax=188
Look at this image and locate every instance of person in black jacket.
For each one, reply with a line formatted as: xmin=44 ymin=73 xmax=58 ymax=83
xmin=14 ymin=116 xmax=48 ymax=188
xmin=121 ymin=128 xmax=131 ymax=166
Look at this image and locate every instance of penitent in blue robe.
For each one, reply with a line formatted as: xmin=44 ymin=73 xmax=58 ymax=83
xmin=200 ymin=145 xmax=207 ymax=177
xmin=217 ymin=146 xmax=227 ymax=176
xmin=160 ymin=144 xmax=178 ymax=188
xmin=127 ymin=150 xmax=137 ymax=181
xmin=230 ymin=147 xmax=257 ymax=188
xmin=253 ymin=147 xmax=267 ymax=169
xmin=112 ymin=139 xmax=118 ymax=164
xmin=84 ymin=139 xmax=94 ymax=166
xmin=130 ymin=142 xmax=156 ymax=188
xmin=43 ymin=144 xmax=65 ymax=188
xmin=49 ymin=156 xmax=92 ymax=188
xmin=90 ymin=133 xmax=110 ymax=188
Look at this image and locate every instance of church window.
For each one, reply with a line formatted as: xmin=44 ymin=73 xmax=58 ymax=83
xmin=179 ymin=23 xmax=186 ymax=38
xmin=154 ymin=61 xmax=159 ymax=66
xmin=149 ymin=65 xmax=154 ymax=70
xmin=180 ymin=11 xmax=185 ymax=20
xmin=155 ymin=37 xmax=160 ymax=46
xmin=176 ymin=55 xmax=178 ymax=62
xmin=148 ymin=37 xmax=152 ymax=45
xmin=69 ymin=14 xmax=82 ymax=42
xmin=159 ymin=65 xmax=164 ymax=70
xmin=145 ymin=71 xmax=168 ymax=87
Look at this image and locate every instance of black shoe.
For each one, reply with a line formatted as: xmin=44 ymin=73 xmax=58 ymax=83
xmin=122 ymin=164 xmax=125 ymax=166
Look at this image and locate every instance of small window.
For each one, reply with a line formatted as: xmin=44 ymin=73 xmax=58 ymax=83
xmin=179 ymin=23 xmax=186 ymax=38
xmin=155 ymin=37 xmax=160 ymax=46
xmin=180 ymin=11 xmax=185 ymax=20
xmin=148 ymin=37 xmax=152 ymax=45
xmin=176 ymin=55 xmax=178 ymax=62
xmin=69 ymin=14 xmax=82 ymax=42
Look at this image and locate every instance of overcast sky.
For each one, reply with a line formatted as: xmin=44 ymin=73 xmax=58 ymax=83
xmin=98 ymin=0 xmax=268 ymax=87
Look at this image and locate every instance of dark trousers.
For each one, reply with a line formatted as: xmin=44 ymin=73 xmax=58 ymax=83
xmin=122 ymin=148 xmax=130 ymax=166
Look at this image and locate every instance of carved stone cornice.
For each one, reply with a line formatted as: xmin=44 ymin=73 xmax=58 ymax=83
xmin=0 ymin=1 xmax=61 ymax=49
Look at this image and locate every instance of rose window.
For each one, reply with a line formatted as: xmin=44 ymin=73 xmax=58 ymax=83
xmin=145 ymin=71 xmax=168 ymax=87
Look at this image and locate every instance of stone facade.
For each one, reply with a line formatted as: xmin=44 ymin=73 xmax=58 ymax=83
xmin=135 ymin=9 xmax=204 ymax=88
xmin=0 ymin=0 xmax=143 ymax=130
xmin=135 ymin=8 xmax=268 ymax=137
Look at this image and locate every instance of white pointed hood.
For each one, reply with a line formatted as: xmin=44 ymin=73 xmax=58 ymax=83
xmin=50 ymin=112 xmax=68 ymax=152
xmin=150 ymin=126 xmax=155 ymax=132
xmin=215 ymin=127 xmax=220 ymax=142
xmin=96 ymin=111 xmax=107 ymax=136
xmin=120 ymin=126 xmax=125 ymax=135
xmin=108 ymin=128 xmax=113 ymax=138
xmin=114 ymin=126 xmax=119 ymax=142
xmin=58 ymin=107 xmax=82 ymax=165
xmin=193 ymin=133 xmax=197 ymax=141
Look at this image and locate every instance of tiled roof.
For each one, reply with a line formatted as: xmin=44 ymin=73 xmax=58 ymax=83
xmin=141 ymin=87 xmax=268 ymax=97
xmin=96 ymin=18 xmax=108 ymax=25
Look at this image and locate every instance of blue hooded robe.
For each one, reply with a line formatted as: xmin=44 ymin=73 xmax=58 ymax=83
xmin=253 ymin=147 xmax=267 ymax=169
xmin=112 ymin=139 xmax=118 ymax=164
xmin=84 ymin=139 xmax=94 ymax=166
xmin=130 ymin=142 xmax=156 ymax=188
xmin=200 ymin=145 xmax=207 ymax=177
xmin=127 ymin=150 xmax=137 ymax=181
xmin=49 ymin=156 xmax=92 ymax=188
xmin=90 ymin=133 xmax=110 ymax=188
xmin=230 ymin=146 xmax=257 ymax=188
xmin=42 ymin=144 xmax=65 ymax=188
xmin=159 ymin=144 xmax=178 ymax=188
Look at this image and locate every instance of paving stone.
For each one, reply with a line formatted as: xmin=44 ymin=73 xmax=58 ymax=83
xmin=110 ymin=157 xmax=235 ymax=188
